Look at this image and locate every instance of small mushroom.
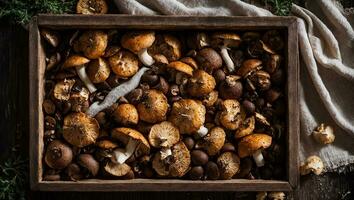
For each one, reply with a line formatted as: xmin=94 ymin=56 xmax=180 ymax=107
xmin=53 ymin=79 xmax=76 ymax=101
xmin=111 ymin=127 xmax=150 ymax=164
xmin=76 ymin=0 xmax=108 ymax=14
xmin=45 ymin=140 xmax=73 ymax=169
xmin=104 ymin=161 xmax=131 ymax=177
xmin=152 ymin=141 xmax=191 ymax=177
xmin=255 ymin=112 xmax=270 ymax=126
xmin=148 ymin=121 xmax=180 ymax=159
xmin=202 ymin=90 xmax=219 ymax=107
xmin=211 ymin=33 xmax=241 ymax=72
xmin=205 ymin=161 xmax=220 ymax=180
xmin=63 ymin=55 xmax=97 ymax=93
xmin=87 ymin=57 xmax=110 ymax=83
xmin=237 ymin=59 xmax=262 ymax=78
xmin=262 ymin=30 xmax=284 ymax=51
xmin=195 ymin=127 xmax=226 ymax=156
xmin=217 ymin=99 xmax=242 ymax=130
xmin=265 ymin=54 xmax=281 ymax=74
xmin=300 ymin=155 xmax=324 ymax=175
xmin=312 ymin=123 xmax=335 ymax=145
xmin=187 ymin=32 xmax=210 ymax=50
xmin=46 ymin=52 xmax=61 ymax=71
xmin=96 ymin=139 xmax=118 ymax=149
xmin=218 ymin=75 xmax=243 ymax=100
xmin=66 ymin=163 xmax=83 ymax=181
xmin=78 ymin=154 xmax=99 ymax=177
xmin=75 ymin=30 xmax=108 ymax=59
xmin=195 ymin=48 xmax=223 ymax=72
xmin=121 ymin=31 xmax=155 ymax=66
xmin=69 ymin=87 xmax=90 ymax=112
xmin=167 ymin=61 xmax=194 ymax=77
xmin=256 ymin=192 xmax=268 ymax=200
xmin=63 ymin=112 xmax=100 ymax=147
xmin=43 ymin=99 xmax=56 ymax=115
xmin=108 ymin=50 xmax=139 ymax=78
xmin=137 ymin=89 xmax=168 ymax=123
xmin=249 ymin=70 xmax=271 ymax=91
xmin=180 ymin=57 xmax=198 ymax=70
xmin=149 ymin=34 xmax=182 ymax=62
xmin=217 ymin=152 xmax=240 ymax=179
xmin=235 ymin=116 xmax=255 ymax=139
xmin=103 ymin=45 xmax=121 ymax=57
xmin=112 ymin=103 xmax=139 ymax=126
xmin=187 ymin=70 xmax=216 ymax=97
xmin=238 ymin=133 xmax=272 ymax=167
xmin=168 ymin=99 xmax=208 ymax=137
xmin=40 ymin=29 xmax=60 ymax=48
xmin=268 ymin=192 xmax=286 ymax=200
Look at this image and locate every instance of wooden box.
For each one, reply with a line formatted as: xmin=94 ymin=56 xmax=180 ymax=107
xmin=29 ymin=14 xmax=299 ymax=191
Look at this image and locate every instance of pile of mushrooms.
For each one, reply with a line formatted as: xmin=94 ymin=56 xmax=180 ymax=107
xmin=41 ymin=28 xmax=287 ymax=181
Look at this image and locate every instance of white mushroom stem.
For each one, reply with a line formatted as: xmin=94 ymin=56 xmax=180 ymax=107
xmin=112 ymin=138 xmax=138 ymax=164
xmin=252 ymin=150 xmax=265 ymax=167
xmin=220 ymin=46 xmax=235 ymax=73
xmin=138 ymin=48 xmax=154 ymax=66
xmin=197 ymin=126 xmax=208 ymax=138
xmin=76 ymin=65 xmax=97 ymax=93
xmin=86 ymin=67 xmax=149 ymax=117
xmin=160 ymin=147 xmax=172 ymax=160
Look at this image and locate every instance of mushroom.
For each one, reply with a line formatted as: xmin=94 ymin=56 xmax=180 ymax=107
xmin=195 ymin=127 xmax=226 ymax=156
xmin=180 ymin=57 xmax=198 ymax=70
xmin=237 ymin=59 xmax=262 ymax=78
xmin=249 ymin=70 xmax=271 ymax=91
xmin=103 ymin=45 xmax=121 ymax=58
xmin=112 ymin=103 xmax=139 ymax=126
xmin=168 ymin=99 xmax=208 ymax=137
xmin=148 ymin=121 xmax=180 ymax=159
xmin=217 ymin=99 xmax=243 ymax=130
xmin=62 ymin=112 xmax=100 ymax=147
xmin=211 ymin=33 xmax=241 ymax=72
xmin=104 ymin=161 xmax=131 ymax=177
xmin=202 ymin=90 xmax=219 ymax=107
xmin=108 ymin=50 xmax=139 ymax=78
xmin=46 ymin=52 xmax=61 ymax=71
xmin=187 ymin=32 xmax=210 ymax=50
xmin=268 ymin=192 xmax=286 ymax=200
xmin=149 ymin=34 xmax=182 ymax=62
xmin=195 ymin=48 xmax=223 ymax=72
xmin=256 ymin=192 xmax=268 ymax=200
xmin=53 ymin=79 xmax=76 ymax=101
xmin=87 ymin=57 xmax=110 ymax=83
xmin=121 ymin=31 xmax=155 ymax=66
xmin=188 ymin=70 xmax=216 ymax=97
xmin=218 ymin=75 xmax=243 ymax=100
xmin=300 ymin=155 xmax=324 ymax=175
xmin=205 ymin=161 xmax=220 ymax=180
xmin=69 ymin=86 xmax=90 ymax=112
xmin=312 ymin=123 xmax=335 ymax=145
xmin=76 ymin=0 xmax=108 ymax=14
xmin=75 ymin=30 xmax=108 ymax=59
xmin=235 ymin=116 xmax=255 ymax=139
xmin=63 ymin=55 xmax=97 ymax=93
xmin=45 ymin=140 xmax=73 ymax=169
xmin=152 ymin=141 xmax=191 ymax=177
xmin=217 ymin=152 xmax=240 ymax=179
xmin=78 ymin=154 xmax=100 ymax=177
xmin=40 ymin=29 xmax=60 ymax=48
xmin=96 ymin=139 xmax=118 ymax=149
xmin=167 ymin=61 xmax=194 ymax=77
xmin=111 ymin=127 xmax=150 ymax=164
xmin=265 ymin=54 xmax=281 ymax=74
xmin=137 ymin=89 xmax=168 ymax=123
xmin=238 ymin=133 xmax=272 ymax=167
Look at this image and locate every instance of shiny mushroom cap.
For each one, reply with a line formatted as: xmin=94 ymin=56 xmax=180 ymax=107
xmin=45 ymin=140 xmax=73 ymax=169
xmin=149 ymin=121 xmax=180 ymax=148
xmin=168 ymin=99 xmax=206 ymax=134
xmin=195 ymin=48 xmax=223 ymax=72
xmin=188 ymin=70 xmax=216 ymax=97
xmin=217 ymin=152 xmax=240 ymax=179
xmin=53 ymin=79 xmax=75 ymax=101
xmin=137 ymin=89 xmax=168 ymax=123
xmin=75 ymin=30 xmax=108 ymax=59
xmin=196 ymin=127 xmax=226 ymax=156
xmin=76 ymin=0 xmax=108 ymax=14
xmin=112 ymin=103 xmax=139 ymax=126
xmin=121 ymin=31 xmax=155 ymax=54
xmin=211 ymin=32 xmax=241 ymax=48
xmin=108 ymin=50 xmax=139 ymax=78
xmin=62 ymin=55 xmax=90 ymax=68
xmin=167 ymin=61 xmax=194 ymax=76
xmin=235 ymin=116 xmax=255 ymax=139
xmin=78 ymin=154 xmax=100 ymax=177
xmin=104 ymin=161 xmax=131 ymax=177
xmin=218 ymin=99 xmax=243 ymax=130
xmin=63 ymin=112 xmax=100 ymax=147
xmin=237 ymin=59 xmax=262 ymax=78
xmin=87 ymin=57 xmax=110 ymax=83
xmin=238 ymin=133 xmax=272 ymax=158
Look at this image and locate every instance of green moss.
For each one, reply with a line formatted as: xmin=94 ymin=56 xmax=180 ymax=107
xmin=263 ymin=0 xmax=293 ymax=16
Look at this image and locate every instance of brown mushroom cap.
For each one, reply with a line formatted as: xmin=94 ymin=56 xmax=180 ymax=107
xmin=202 ymin=90 xmax=219 ymax=107
xmin=53 ymin=79 xmax=76 ymax=101
xmin=137 ymin=89 xmax=168 ymax=123
xmin=196 ymin=127 xmax=226 ymax=156
xmin=45 ymin=140 xmax=73 ymax=169
xmin=111 ymin=127 xmax=150 ymax=157
xmin=76 ymin=0 xmax=108 ymax=14
xmin=217 ymin=152 xmax=240 ymax=179
xmin=180 ymin=57 xmax=198 ymax=69
xmin=108 ymin=50 xmax=139 ymax=78
xmin=87 ymin=57 xmax=110 ymax=83
xmin=40 ymin=29 xmax=60 ymax=48
xmin=63 ymin=55 xmax=90 ymax=68
xmin=76 ymin=30 xmax=108 ymax=59
xmin=62 ymin=112 xmax=100 ymax=147
xmin=121 ymin=31 xmax=155 ymax=54
xmin=149 ymin=121 xmax=180 ymax=148
xmin=237 ymin=59 xmax=262 ymax=78
xmin=167 ymin=61 xmax=194 ymax=76
xmin=218 ymin=99 xmax=242 ymax=130
xmin=69 ymin=87 xmax=90 ymax=112
xmin=78 ymin=154 xmax=100 ymax=176
xmin=188 ymin=70 xmax=216 ymax=97
xmin=112 ymin=103 xmax=139 ymax=126
xmin=211 ymin=33 xmax=241 ymax=47
xmin=104 ymin=161 xmax=131 ymax=177
xmin=96 ymin=139 xmax=119 ymax=149
xmin=195 ymin=48 xmax=223 ymax=71
xmin=168 ymin=99 xmax=206 ymax=134
xmin=238 ymin=133 xmax=272 ymax=158
xmin=149 ymin=34 xmax=182 ymax=61
xmin=235 ymin=116 xmax=255 ymax=139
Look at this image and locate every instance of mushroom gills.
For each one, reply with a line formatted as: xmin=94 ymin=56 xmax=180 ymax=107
xmin=76 ymin=65 xmax=97 ymax=93
xmin=138 ymin=48 xmax=155 ymax=66
xmin=113 ymin=138 xmax=138 ymax=164
xmin=160 ymin=147 xmax=172 ymax=159
xmin=252 ymin=149 xmax=265 ymax=167
xmin=220 ymin=47 xmax=235 ymax=72
xmin=197 ymin=126 xmax=208 ymax=138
